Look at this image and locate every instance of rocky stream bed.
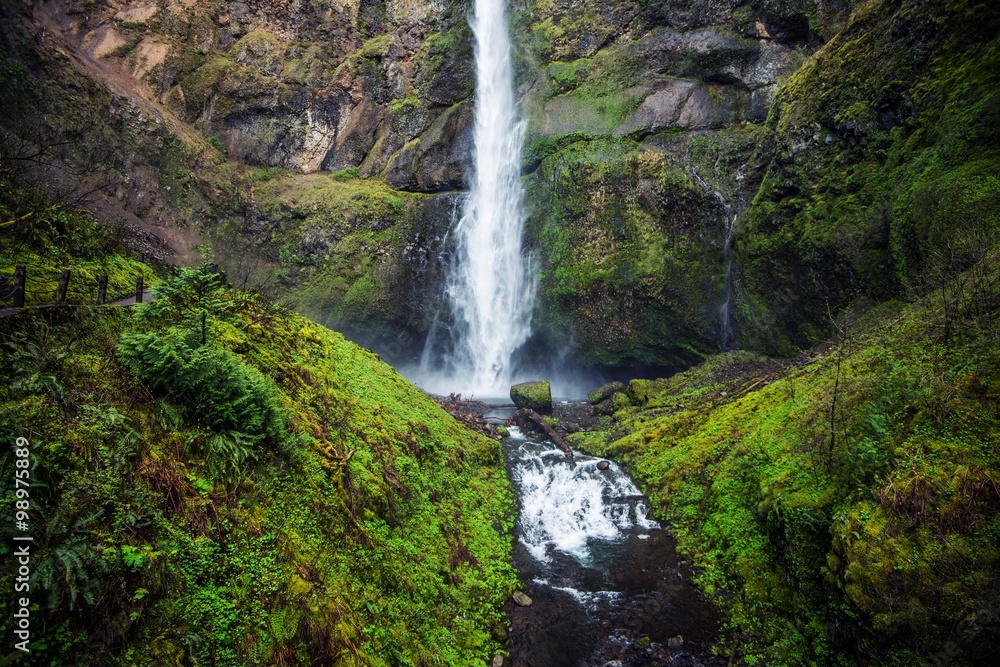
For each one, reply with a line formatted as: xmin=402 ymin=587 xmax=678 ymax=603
xmin=434 ymin=398 xmax=725 ymax=666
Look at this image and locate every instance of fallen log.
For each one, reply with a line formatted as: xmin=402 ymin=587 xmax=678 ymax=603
xmin=511 ymin=408 xmax=573 ymax=458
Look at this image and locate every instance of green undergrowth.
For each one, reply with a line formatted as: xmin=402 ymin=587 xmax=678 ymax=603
xmin=571 ymin=260 xmax=1000 ymax=664
xmin=0 ymin=263 xmax=516 ymax=665
xmin=0 ymin=174 xmax=157 ymax=307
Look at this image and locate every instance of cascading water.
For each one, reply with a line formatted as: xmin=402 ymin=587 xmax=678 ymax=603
xmin=510 ymin=432 xmax=659 ymax=565
xmin=691 ymin=165 xmax=737 ymax=351
xmin=415 ymin=0 xmax=535 ymax=397
xmin=500 ymin=424 xmax=724 ymax=666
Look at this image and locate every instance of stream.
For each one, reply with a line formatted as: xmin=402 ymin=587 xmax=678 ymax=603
xmin=491 ymin=410 xmax=725 ymax=667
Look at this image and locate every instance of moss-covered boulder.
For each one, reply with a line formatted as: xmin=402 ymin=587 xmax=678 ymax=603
xmin=510 ymin=380 xmax=553 ymax=414
xmin=593 ymin=391 xmax=630 ymax=416
xmin=588 ymin=381 xmax=627 ymax=405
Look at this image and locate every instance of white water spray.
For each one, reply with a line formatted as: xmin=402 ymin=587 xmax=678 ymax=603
xmin=507 ymin=430 xmax=659 ymax=565
xmin=416 ymin=0 xmax=535 ymax=397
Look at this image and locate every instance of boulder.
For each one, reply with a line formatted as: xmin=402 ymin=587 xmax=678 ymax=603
xmin=510 ymin=380 xmax=552 ymax=414
xmin=588 ymin=381 xmax=627 ymax=405
xmin=594 ymin=392 xmax=631 ymax=416
xmin=512 ymin=590 xmax=533 ymax=607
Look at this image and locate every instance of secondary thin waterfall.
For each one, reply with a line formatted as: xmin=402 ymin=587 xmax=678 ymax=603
xmin=417 ymin=0 xmax=535 ymax=396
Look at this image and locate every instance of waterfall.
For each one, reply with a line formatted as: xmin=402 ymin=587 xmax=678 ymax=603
xmin=719 ymin=207 xmax=736 ymax=351
xmin=691 ymin=164 xmax=736 ymax=351
xmin=415 ymin=0 xmax=535 ymax=398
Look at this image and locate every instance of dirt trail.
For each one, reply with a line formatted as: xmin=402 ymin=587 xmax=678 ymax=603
xmin=14 ymin=0 xmax=206 ymax=266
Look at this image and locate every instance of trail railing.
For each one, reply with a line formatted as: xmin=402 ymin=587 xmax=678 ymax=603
xmin=1 ymin=265 xmax=149 ymax=317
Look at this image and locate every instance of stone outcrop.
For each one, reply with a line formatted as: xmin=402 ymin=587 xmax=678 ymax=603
xmin=384 ymin=100 xmax=473 ymax=192
xmin=45 ymin=0 xmax=476 ymax=184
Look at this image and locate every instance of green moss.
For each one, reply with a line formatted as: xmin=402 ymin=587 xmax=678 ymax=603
xmin=389 ymin=94 xmax=420 ymax=113
xmin=571 ymin=270 xmax=1000 ymax=664
xmin=0 ymin=258 xmax=517 ymax=666
xmin=736 ymin=0 xmax=1000 ymax=353
xmin=510 ymin=380 xmax=553 ymax=414
xmin=523 ymin=134 xmax=757 ymax=368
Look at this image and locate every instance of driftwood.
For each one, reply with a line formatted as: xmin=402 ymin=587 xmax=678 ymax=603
xmin=512 ymin=408 xmax=573 ymax=458
xmin=429 ymin=395 xmax=500 ymax=440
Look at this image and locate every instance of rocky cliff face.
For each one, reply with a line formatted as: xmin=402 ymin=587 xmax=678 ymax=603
xmin=510 ymin=0 xmax=821 ymax=370
xmin=41 ymin=0 xmax=476 ymax=190
xmin=3 ymin=0 xmax=996 ymax=375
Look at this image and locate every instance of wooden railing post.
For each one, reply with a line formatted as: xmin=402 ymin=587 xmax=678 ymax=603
xmin=13 ymin=265 xmax=25 ymax=308
xmin=97 ymin=275 xmax=108 ymax=304
xmin=135 ymin=275 xmax=144 ymax=303
xmin=55 ymin=269 xmax=70 ymax=304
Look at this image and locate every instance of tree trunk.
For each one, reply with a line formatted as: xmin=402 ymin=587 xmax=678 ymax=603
xmin=511 ymin=408 xmax=572 ymax=458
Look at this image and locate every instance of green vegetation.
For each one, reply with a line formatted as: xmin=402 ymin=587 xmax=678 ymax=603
xmin=524 ymin=130 xmax=758 ymax=370
xmin=0 ymin=174 xmax=156 ymax=306
xmin=0 ymin=227 xmax=516 ymax=665
xmin=737 ymin=0 xmax=1000 ymax=354
xmin=510 ymin=380 xmax=553 ymax=414
xmin=571 ymin=259 xmax=1000 ymax=663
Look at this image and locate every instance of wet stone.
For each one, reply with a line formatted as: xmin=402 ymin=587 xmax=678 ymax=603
xmin=512 ymin=590 xmax=533 ymax=607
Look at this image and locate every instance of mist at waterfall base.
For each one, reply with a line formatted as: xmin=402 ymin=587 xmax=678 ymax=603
xmin=408 ymin=322 xmax=612 ymax=401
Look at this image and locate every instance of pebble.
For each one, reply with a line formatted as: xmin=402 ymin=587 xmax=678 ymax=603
xmin=597 ymin=460 xmax=610 ymax=470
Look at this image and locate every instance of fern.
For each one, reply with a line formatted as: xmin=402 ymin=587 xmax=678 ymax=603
xmin=199 ymin=430 xmax=259 ymax=482
xmin=33 ymin=508 xmax=105 ymax=611
xmin=119 ymin=328 xmax=284 ymax=441
xmin=6 ymin=327 xmax=73 ymax=398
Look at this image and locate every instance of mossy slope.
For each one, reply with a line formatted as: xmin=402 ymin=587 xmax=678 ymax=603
xmin=572 ymin=268 xmax=1000 ymax=664
xmin=0 ymin=193 xmax=516 ymax=665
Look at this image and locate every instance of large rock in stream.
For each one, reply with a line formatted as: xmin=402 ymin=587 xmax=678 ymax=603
xmin=510 ymin=380 xmax=553 ymax=414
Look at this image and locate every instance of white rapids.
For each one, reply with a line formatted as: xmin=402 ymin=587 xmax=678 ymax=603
xmin=506 ymin=428 xmax=659 ymax=565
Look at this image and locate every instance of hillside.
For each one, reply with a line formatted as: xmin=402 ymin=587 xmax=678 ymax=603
xmin=571 ymin=266 xmax=1000 ymax=664
xmin=0 ymin=179 xmax=516 ymax=666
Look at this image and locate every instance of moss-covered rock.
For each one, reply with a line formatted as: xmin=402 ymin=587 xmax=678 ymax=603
xmin=733 ymin=0 xmax=1000 ymax=354
xmin=588 ymin=381 xmax=627 ymax=405
xmin=593 ymin=391 xmax=630 ymax=416
xmin=510 ymin=380 xmax=553 ymax=414
xmin=212 ymin=170 xmax=456 ymax=365
xmin=523 ymin=130 xmax=758 ymax=370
